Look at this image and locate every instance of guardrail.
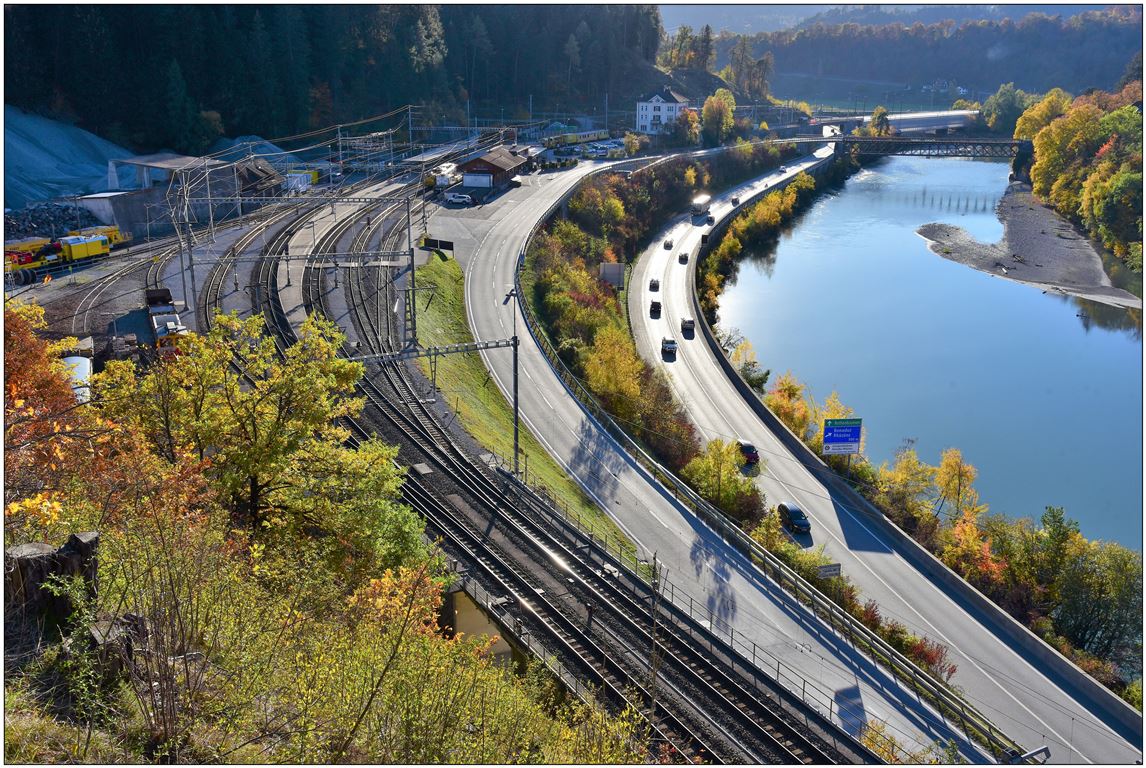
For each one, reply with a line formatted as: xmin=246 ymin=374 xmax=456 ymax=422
xmin=510 ymin=156 xmax=1031 ymax=762
xmin=685 ymin=161 xmax=1142 ymax=749
xmin=485 ymin=463 xmax=879 ymax=763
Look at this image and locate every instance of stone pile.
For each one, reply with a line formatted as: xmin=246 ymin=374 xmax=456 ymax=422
xmin=4 ymin=202 xmax=100 ymax=240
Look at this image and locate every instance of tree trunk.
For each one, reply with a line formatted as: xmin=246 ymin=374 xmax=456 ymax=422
xmin=248 ymin=475 xmax=261 ymax=525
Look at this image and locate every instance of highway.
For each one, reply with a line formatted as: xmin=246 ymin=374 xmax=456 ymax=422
xmin=430 ymin=157 xmax=995 ymax=758
xmin=628 ymin=150 xmax=1143 ymax=765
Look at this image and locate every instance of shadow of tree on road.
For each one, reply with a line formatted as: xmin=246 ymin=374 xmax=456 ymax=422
xmin=565 ymin=417 xmax=628 ymax=501
xmin=689 ymin=535 xmax=738 ymax=626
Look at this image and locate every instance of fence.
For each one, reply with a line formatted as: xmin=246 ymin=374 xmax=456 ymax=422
xmin=508 ymin=156 xmax=1029 ymax=762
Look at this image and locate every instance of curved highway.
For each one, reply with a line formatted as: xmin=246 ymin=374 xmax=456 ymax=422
xmin=628 ymin=151 xmax=1142 ymax=765
xmin=435 ymin=157 xmax=993 ymax=758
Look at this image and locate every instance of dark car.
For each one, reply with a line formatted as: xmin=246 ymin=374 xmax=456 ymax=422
xmin=737 ymin=439 xmax=759 ymax=464
xmin=778 ymin=502 xmax=811 ymax=534
xmin=678 ymin=252 xmax=688 ymax=264
xmin=649 ymin=278 xmax=660 ymax=291
xmin=650 ymin=300 xmax=662 ymax=316
xmin=731 ymin=195 xmax=740 ymax=206
xmin=706 ymin=214 xmax=715 ymax=225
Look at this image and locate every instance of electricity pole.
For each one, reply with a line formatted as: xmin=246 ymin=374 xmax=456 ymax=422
xmin=649 ymin=552 xmax=664 ymax=714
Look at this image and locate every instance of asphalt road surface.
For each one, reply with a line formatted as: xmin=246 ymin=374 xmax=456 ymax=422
xmin=430 ymin=157 xmax=997 ymax=758
xmin=628 ymin=151 xmax=1142 ymax=765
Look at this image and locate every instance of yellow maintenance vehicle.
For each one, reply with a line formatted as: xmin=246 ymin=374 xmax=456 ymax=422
xmin=68 ymin=225 xmax=132 ymax=247
xmin=5 ymin=234 xmax=111 ymax=285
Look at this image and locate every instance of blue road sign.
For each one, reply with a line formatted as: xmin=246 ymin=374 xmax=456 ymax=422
xmin=823 ymin=417 xmax=862 ymax=455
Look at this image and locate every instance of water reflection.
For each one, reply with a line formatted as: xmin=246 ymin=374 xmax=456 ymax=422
xmin=718 ymin=156 xmax=1142 ymax=547
xmin=1072 ymin=297 xmax=1143 ymax=339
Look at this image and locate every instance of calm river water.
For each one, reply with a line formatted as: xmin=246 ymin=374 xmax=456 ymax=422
xmin=719 ymin=156 xmax=1143 ymax=548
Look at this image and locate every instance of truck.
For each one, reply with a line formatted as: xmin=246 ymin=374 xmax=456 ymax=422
xmin=146 ymin=288 xmax=188 ymax=355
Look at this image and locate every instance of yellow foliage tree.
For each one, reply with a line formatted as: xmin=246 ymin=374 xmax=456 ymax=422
xmin=941 ymin=508 xmax=1006 ymax=589
xmin=764 ymin=371 xmax=811 ymax=439
xmin=682 ymin=438 xmax=763 ymax=520
xmin=584 ymin=325 xmax=643 ymax=425
xmin=1014 ymin=87 xmax=1073 ymax=140
xmin=933 ymin=448 xmax=987 ymax=521
xmin=875 ymin=447 xmax=937 ymax=531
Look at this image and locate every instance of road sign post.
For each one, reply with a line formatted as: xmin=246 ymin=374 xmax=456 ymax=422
xmin=823 ymin=418 xmax=862 ymax=481
xmin=822 ymin=417 xmax=862 ymax=455
xmin=816 ymin=563 xmax=842 ymax=580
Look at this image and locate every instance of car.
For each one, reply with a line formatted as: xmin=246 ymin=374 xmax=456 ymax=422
xmin=779 ymin=164 xmax=788 ymax=171
xmin=680 ymin=317 xmax=695 ymax=333
xmin=737 ymin=439 xmax=759 ymax=464
xmin=706 ymin=213 xmax=715 ymax=225
xmin=778 ymin=502 xmax=811 ymax=534
xmin=444 ymin=192 xmax=472 ymax=205
xmin=649 ymin=278 xmax=660 ymax=291
xmin=731 ymin=196 xmax=740 ymax=206
xmin=650 ymin=300 xmax=662 ymax=315
xmin=663 ymin=238 xmax=674 ymax=249
xmin=678 ymin=252 xmax=688 ymax=264
xmin=661 ymin=337 xmax=677 ymax=356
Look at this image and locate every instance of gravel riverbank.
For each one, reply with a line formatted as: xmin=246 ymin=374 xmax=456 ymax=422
xmin=917 ymin=181 xmax=1141 ymax=310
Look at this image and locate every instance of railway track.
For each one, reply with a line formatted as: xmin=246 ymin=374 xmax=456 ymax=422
xmin=312 ymin=200 xmax=845 ymax=763
xmin=301 ymin=213 xmax=718 ymax=762
xmin=232 ymin=169 xmax=856 ymax=763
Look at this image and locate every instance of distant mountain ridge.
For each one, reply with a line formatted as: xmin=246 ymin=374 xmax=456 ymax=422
xmin=713 ymin=7 xmax=1141 ymax=95
xmin=660 ymin=5 xmax=834 ymax=34
xmin=661 ymin=4 xmax=1119 ymax=36
xmin=797 ymin=4 xmax=1118 ymax=29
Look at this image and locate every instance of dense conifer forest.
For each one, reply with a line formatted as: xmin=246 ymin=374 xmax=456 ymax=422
xmin=714 ymin=7 xmax=1142 ymax=94
xmin=3 ymin=5 xmax=663 ymax=152
xmin=5 ymin=5 xmax=1141 ymax=155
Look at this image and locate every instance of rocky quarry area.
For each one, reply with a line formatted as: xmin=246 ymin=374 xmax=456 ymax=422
xmin=5 ymin=201 xmax=101 ymax=240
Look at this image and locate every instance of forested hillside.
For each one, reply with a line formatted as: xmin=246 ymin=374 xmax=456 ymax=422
xmin=715 ymin=7 xmax=1142 ymax=94
xmin=1018 ymin=80 xmax=1143 ymax=272
xmin=3 ymin=5 xmax=661 ymax=153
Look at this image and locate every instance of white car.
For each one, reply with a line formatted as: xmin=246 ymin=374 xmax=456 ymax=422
xmin=444 ymin=192 xmax=472 ymax=205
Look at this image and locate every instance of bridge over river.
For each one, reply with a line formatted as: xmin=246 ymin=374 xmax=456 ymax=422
xmin=833 ymin=135 xmax=1030 ymax=158
xmin=783 ymin=134 xmax=1029 ymax=159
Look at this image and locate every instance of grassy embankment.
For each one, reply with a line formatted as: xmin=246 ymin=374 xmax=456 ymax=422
xmin=412 ymin=251 xmax=637 ymax=556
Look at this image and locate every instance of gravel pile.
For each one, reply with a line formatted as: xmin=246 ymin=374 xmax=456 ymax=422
xmin=917 ymin=182 xmax=1142 ymax=310
xmin=4 ymin=202 xmax=101 ymax=241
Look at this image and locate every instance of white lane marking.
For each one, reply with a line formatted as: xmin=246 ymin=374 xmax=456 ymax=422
xmin=706 ymin=562 xmax=730 ymax=583
xmin=624 ymin=153 xmax=1108 ymax=759
xmin=761 ymin=467 xmax=1093 ymax=760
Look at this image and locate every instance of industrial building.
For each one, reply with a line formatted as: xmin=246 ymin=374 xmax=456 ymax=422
xmin=456 ymin=146 xmax=528 ymax=189
xmin=77 ymin=153 xmax=283 ymax=238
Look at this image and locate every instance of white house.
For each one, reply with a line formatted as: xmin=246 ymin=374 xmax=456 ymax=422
xmin=636 ymin=87 xmax=690 ymax=134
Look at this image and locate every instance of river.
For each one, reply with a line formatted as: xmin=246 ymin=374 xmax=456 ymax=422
xmin=718 ymin=156 xmax=1143 ymax=548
